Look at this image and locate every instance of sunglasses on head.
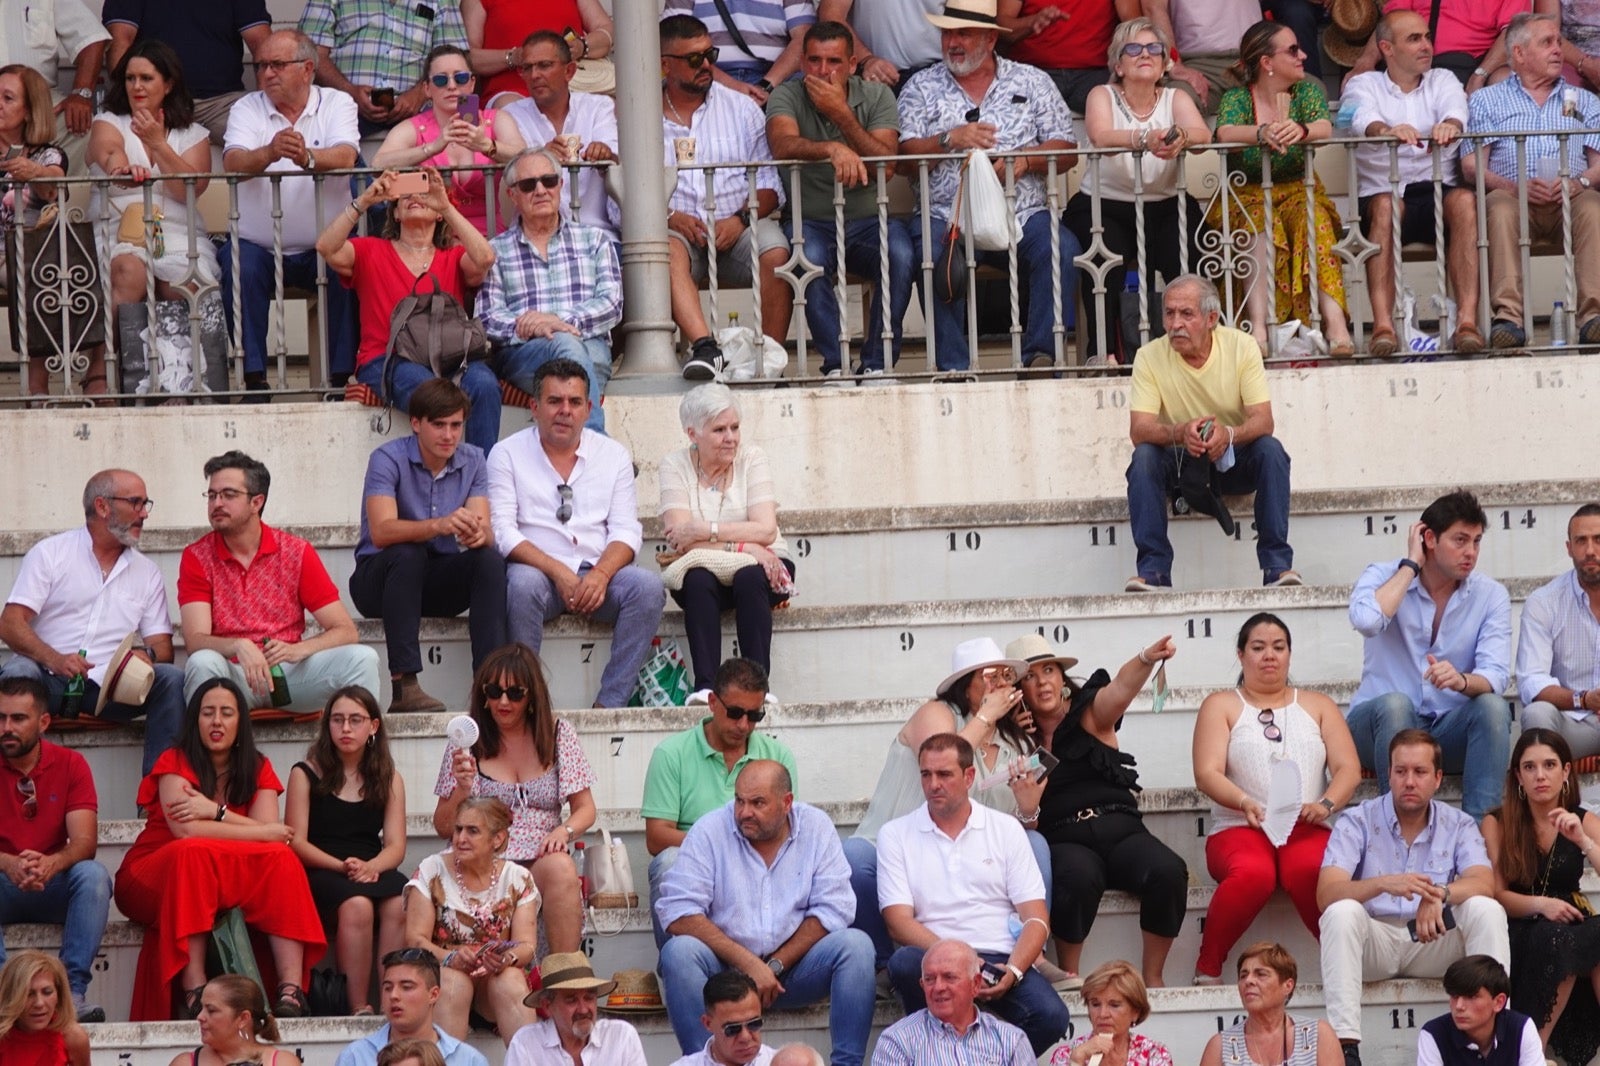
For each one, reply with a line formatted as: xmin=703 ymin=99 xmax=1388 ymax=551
xmin=1121 ymin=42 xmax=1166 ymax=58
xmin=483 ymin=683 xmax=528 ymax=702
xmin=430 ymin=71 xmax=473 ymax=87
xmin=964 ymin=107 xmax=981 ymax=123
xmin=1259 ymin=708 xmax=1283 ymax=743
xmin=515 ymin=174 xmax=562 ymax=194
xmin=383 ymin=947 xmax=435 ymax=967
xmin=720 ymin=1018 xmax=763 ymax=1038
xmin=666 ymin=47 xmax=721 ymax=69
xmin=17 ymin=775 xmax=35 ymax=819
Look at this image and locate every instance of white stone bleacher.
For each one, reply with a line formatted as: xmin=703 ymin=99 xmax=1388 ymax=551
xmin=13 ymin=359 xmax=1600 ymax=1063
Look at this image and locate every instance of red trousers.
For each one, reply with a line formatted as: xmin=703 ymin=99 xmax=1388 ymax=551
xmin=1196 ymin=822 xmax=1329 ymax=978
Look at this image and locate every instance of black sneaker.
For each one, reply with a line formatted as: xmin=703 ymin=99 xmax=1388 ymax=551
xmin=1489 ymin=319 xmax=1527 ymax=349
xmin=682 ymin=337 xmax=722 ymax=381
xmin=1342 ymin=1042 xmax=1362 ymax=1066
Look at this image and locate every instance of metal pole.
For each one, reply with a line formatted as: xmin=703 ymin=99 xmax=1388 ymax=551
xmin=611 ymin=0 xmax=680 ymax=389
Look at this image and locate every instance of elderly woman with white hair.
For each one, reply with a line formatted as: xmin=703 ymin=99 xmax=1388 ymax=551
xmin=657 ymin=383 xmax=796 ymax=692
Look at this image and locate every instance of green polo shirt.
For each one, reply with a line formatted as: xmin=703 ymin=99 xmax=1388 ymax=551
xmin=765 ymin=75 xmax=899 ymax=222
xmin=640 ymin=717 xmax=800 ymax=831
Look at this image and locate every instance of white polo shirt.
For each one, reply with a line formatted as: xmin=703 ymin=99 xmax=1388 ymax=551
xmin=876 ymin=800 xmax=1046 ymax=956
xmin=224 ymin=86 xmax=360 ymax=253
xmin=500 ymin=91 xmax=620 ymax=237
xmin=1346 ymin=68 xmax=1470 ymax=197
xmin=5 ymin=527 xmax=172 ymax=686
xmin=670 ymin=1042 xmax=776 ymax=1066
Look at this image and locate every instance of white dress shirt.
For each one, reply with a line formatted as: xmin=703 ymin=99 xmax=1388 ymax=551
xmin=501 ymin=92 xmax=620 ymax=237
xmin=1346 ymin=68 xmax=1469 ymax=197
xmin=670 ymin=1042 xmax=777 ymax=1066
xmin=662 ymin=82 xmax=782 ymax=219
xmin=487 ymin=426 xmax=642 ymax=572
xmin=224 ymin=86 xmax=360 ymax=252
xmin=505 ymin=1017 xmax=647 ymax=1066
xmin=0 ymin=0 xmax=108 ymax=87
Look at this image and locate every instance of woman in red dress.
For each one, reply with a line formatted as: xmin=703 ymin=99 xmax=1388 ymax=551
xmin=0 ymin=952 xmax=89 ymax=1066
xmin=113 ymin=678 xmax=325 ymax=1021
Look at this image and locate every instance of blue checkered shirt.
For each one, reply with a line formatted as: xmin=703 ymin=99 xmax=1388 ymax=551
xmin=1463 ymin=73 xmax=1600 ymax=179
xmin=873 ymin=1008 xmax=1036 ymax=1066
xmin=478 ymin=221 xmax=622 ymax=344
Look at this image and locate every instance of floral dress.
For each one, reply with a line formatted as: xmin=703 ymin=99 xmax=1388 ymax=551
xmin=1203 ymin=78 xmax=1347 ymax=330
xmin=406 ymin=849 xmax=539 ymax=947
xmin=1051 ymin=1032 xmax=1174 ymax=1066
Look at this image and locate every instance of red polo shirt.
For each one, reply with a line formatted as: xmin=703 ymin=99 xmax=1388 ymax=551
xmin=0 ymin=740 xmax=97 ymax=855
xmin=176 ymin=522 xmax=341 ymax=644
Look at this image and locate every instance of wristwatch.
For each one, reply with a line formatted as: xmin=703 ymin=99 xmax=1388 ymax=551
xmin=68 ymin=87 xmax=93 ymax=100
xmin=1319 ymin=797 xmax=1335 ymax=813
xmin=755 ymin=78 xmax=775 ymax=94
xmin=1005 ymin=963 xmax=1025 ymax=983
xmin=766 ymin=957 xmax=785 ymax=976
xmin=1397 ymin=558 xmax=1421 ymax=577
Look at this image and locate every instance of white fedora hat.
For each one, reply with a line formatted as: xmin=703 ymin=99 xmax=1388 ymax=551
xmin=935 ymin=637 xmax=1029 ymax=699
xmin=925 ymin=0 xmax=1002 ymax=32
xmin=95 ymin=631 xmax=154 ymax=715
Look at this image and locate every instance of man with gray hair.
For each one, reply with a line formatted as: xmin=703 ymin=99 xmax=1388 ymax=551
xmin=872 ymin=940 xmax=1033 ymax=1066
xmin=0 ymin=470 xmax=184 ymax=774
xmin=771 ymin=1044 xmax=827 ymax=1066
xmin=479 ymin=148 xmax=621 ymax=432
xmin=1125 ymin=275 xmax=1296 ymax=592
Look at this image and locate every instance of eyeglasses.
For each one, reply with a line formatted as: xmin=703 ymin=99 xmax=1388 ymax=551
xmin=17 ymin=775 xmax=35 ymax=819
xmin=1275 ymin=43 xmax=1307 ymax=57
xmin=1259 ymin=708 xmax=1283 ymax=743
xmin=482 ymin=683 xmax=528 ymax=702
xmin=329 ymin=714 xmax=372 ymax=730
xmin=202 ymin=488 xmax=253 ymax=503
xmin=430 ymin=71 xmax=473 ymax=87
xmin=252 ymin=59 xmax=310 ymax=75
xmin=556 ymin=482 xmax=574 ymax=524
xmin=1121 ymin=42 xmax=1166 ymax=58
xmin=665 ymin=47 xmax=721 ymax=69
xmin=719 ymin=1017 xmax=763 ymax=1038
xmin=719 ymin=700 xmax=767 ymax=724
xmin=107 ymin=495 xmax=155 ymax=513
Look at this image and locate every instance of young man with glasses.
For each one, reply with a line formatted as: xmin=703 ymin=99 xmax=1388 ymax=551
xmin=179 ymin=450 xmax=380 ymax=712
xmin=334 ymin=948 xmax=489 ymax=1066
xmin=486 ymin=359 xmax=665 ymax=709
xmin=0 ymin=676 xmax=110 ymax=1024
xmin=0 ymin=469 xmax=184 ymax=774
xmin=642 ymin=658 xmax=797 ymax=946
xmin=668 ymin=971 xmax=776 ymax=1066
xmin=349 ymin=379 xmax=506 ymax=715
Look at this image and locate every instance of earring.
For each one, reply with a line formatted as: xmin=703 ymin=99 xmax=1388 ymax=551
xmin=367 ymin=734 xmax=375 ymax=748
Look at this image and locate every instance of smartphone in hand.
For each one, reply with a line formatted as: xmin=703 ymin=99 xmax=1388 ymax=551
xmin=1406 ymin=905 xmax=1457 ymax=941
xmin=390 ymin=171 xmax=429 ymax=197
xmin=458 ymin=93 xmax=480 ymax=125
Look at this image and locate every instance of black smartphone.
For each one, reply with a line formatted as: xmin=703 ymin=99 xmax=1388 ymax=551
xmin=979 ymin=962 xmax=1006 ymax=987
xmin=1406 ymin=905 xmax=1457 ymax=941
xmin=1160 ymin=126 xmax=1182 ymax=146
xmin=371 ymin=87 xmax=396 ymax=108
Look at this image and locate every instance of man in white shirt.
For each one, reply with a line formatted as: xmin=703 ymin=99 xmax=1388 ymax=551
xmin=334 ymin=949 xmax=489 ymax=1066
xmin=0 ymin=0 xmax=108 ymax=168
xmin=1343 ymin=11 xmax=1481 ymax=355
xmin=667 ymin=971 xmax=776 ymax=1066
xmin=876 ymin=732 xmax=1069 ymax=1055
xmin=505 ymin=953 xmax=646 ymax=1066
xmin=1139 ymin=0 xmax=1260 ymax=113
xmin=493 ymin=31 xmax=620 ymax=239
xmin=0 ymin=469 xmax=182 ymax=775
xmin=486 ymin=357 xmax=665 ymax=708
xmin=221 ymin=28 xmax=359 ymax=392
xmin=1517 ymin=504 xmax=1600 ymax=757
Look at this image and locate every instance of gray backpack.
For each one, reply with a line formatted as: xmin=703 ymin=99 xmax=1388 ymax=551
xmin=380 ymin=274 xmax=489 ymax=406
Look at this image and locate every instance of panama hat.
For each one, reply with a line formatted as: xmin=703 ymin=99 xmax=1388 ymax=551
xmin=602 ymin=969 xmax=665 ymax=1013
xmin=935 ymin=637 xmax=1029 ymax=700
xmin=1323 ymin=0 xmax=1380 ymax=69
xmin=1004 ymin=633 xmax=1079 ymax=672
xmin=524 ymin=952 xmax=617 ymax=1007
xmin=925 ymin=0 xmax=1001 ymax=32
xmin=94 ymin=631 xmax=153 ymax=715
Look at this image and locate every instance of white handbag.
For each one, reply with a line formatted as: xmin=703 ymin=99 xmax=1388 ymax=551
xmin=583 ymin=826 xmax=638 ymax=910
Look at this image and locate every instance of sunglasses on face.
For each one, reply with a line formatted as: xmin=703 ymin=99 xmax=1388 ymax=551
xmin=666 ymin=47 xmax=721 ymax=69
xmin=430 ymin=71 xmax=473 ymax=87
xmin=1121 ymin=42 xmax=1166 ymax=58
xmin=514 ymin=174 xmax=562 ymax=195
xmin=17 ymin=775 xmax=35 ymax=819
xmin=1276 ymin=43 xmax=1307 ymax=57
xmin=720 ymin=701 xmax=767 ymax=724
xmin=1259 ymin=708 xmax=1283 ymax=743
xmin=720 ymin=1017 xmax=763 ymax=1038
xmin=483 ymin=683 xmax=528 ymax=702
xmin=555 ymin=482 xmax=574 ymax=523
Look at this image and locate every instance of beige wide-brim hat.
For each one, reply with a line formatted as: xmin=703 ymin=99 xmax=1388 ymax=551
xmin=94 ymin=631 xmax=153 ymax=715
xmin=524 ymin=952 xmax=617 ymax=1007
xmin=602 ymin=969 xmax=665 ymax=1013
xmin=935 ymin=637 xmax=1029 ymax=700
xmin=1322 ymin=25 xmax=1368 ymax=70
xmin=1004 ymin=633 xmax=1079 ymax=673
xmin=925 ymin=0 xmax=1001 ymax=32
xmin=1329 ymin=0 xmax=1380 ymax=38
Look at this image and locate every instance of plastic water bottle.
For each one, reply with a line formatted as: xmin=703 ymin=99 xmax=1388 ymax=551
xmin=1552 ymin=300 xmax=1569 ymax=347
xmin=573 ymin=840 xmax=590 ymax=904
xmin=1335 ymin=98 xmax=1358 ymax=134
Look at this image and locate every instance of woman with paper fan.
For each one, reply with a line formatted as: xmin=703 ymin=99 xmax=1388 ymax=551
xmin=1191 ymin=612 xmax=1360 ymax=986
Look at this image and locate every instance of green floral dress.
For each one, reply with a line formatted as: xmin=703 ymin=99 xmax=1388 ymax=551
xmin=1203 ymin=78 xmax=1348 ymax=327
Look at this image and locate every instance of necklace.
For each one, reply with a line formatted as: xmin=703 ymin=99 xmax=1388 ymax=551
xmin=1115 ymin=86 xmax=1159 ymax=122
xmin=665 ymin=91 xmax=690 ymax=128
xmin=691 ymin=450 xmax=730 ymax=528
xmin=1233 ymin=1014 xmax=1291 ymax=1065
xmin=451 ymin=853 xmax=502 ymax=934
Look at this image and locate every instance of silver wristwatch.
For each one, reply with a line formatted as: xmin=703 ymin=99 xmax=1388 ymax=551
xmin=68 ymin=87 xmax=93 ymax=100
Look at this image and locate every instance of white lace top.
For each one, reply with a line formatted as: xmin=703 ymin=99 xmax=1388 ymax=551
xmin=1209 ymin=689 xmax=1327 ymax=835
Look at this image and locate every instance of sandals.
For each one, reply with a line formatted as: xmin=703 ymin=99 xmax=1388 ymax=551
xmin=1452 ymin=322 xmax=1486 ymax=353
xmin=274 ymin=981 xmax=309 ymax=1018
xmin=183 ymin=986 xmax=205 ymax=1019
xmin=1368 ymin=325 xmax=1399 ymax=358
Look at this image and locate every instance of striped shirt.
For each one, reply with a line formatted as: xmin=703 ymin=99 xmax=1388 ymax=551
xmin=478 ymin=220 xmax=622 ymax=344
xmin=899 ymin=57 xmax=1074 ymax=225
xmin=298 ymin=0 xmax=467 ymax=93
xmin=1462 ymin=74 xmax=1600 ymax=179
xmin=664 ymin=82 xmax=783 ymax=220
xmin=873 ymin=1008 xmax=1036 ymax=1066
xmin=659 ymin=0 xmax=816 ymax=66
xmin=1516 ymin=569 xmax=1600 ymax=705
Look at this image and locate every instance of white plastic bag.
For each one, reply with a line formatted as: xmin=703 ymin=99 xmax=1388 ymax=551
xmin=964 ymin=149 xmax=1019 ymax=251
xmin=1267 ymin=319 xmax=1326 ymax=359
xmin=715 ymin=324 xmax=788 ymax=381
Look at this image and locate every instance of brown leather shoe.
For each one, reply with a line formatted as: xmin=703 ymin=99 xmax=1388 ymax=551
xmin=388 ymin=674 xmax=447 ymax=715
xmin=1368 ymin=325 xmax=1399 ymax=357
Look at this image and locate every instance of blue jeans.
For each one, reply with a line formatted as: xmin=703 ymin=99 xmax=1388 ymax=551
xmin=789 ymin=216 xmax=914 ymax=372
xmin=647 ymin=846 xmax=680 ymax=949
xmin=842 ymin=831 xmax=1053 ymax=970
xmin=887 ymin=945 xmax=1071 ymax=1055
xmin=0 ymin=860 xmax=112 ymax=996
xmin=219 ymin=238 xmax=356 ymax=378
xmin=916 ymin=210 xmax=1081 ymax=370
xmin=1346 ymin=691 xmax=1511 ymax=820
xmin=659 ymin=929 xmax=875 ymax=1065
xmin=506 ymin=562 xmax=665 ymax=707
xmin=354 ymin=357 xmax=504 ymax=457
xmin=0 ymin=655 xmax=184 ymax=776
xmin=494 ymin=335 xmax=612 ymax=432
xmin=1126 ymin=437 xmax=1294 ymax=585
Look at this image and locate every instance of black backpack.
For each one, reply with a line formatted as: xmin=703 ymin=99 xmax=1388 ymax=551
xmin=380 ymin=273 xmax=489 ymax=408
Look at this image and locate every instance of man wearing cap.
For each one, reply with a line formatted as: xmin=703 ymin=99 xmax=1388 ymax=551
xmin=668 ymin=970 xmax=776 ymax=1066
xmin=643 ymin=658 xmax=798 ymax=947
xmin=1342 ymin=10 xmax=1481 ymax=356
xmin=898 ymin=0 xmax=1081 ymax=372
xmin=0 ymin=468 xmax=184 ymax=775
xmin=656 ymin=760 xmax=874 ymax=1066
xmin=1138 ymin=0 xmax=1260 ymax=113
xmin=1125 ymin=273 xmax=1298 ymax=592
xmin=0 ymin=676 xmax=111 ymax=1024
xmin=872 ymin=940 xmax=1034 ymax=1066
xmin=336 ymin=949 xmax=488 ymax=1066
xmin=505 ymin=953 xmax=647 ymax=1066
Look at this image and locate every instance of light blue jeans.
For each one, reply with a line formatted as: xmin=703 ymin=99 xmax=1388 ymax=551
xmin=0 ymin=859 xmax=112 ymax=996
xmin=494 ymin=334 xmax=613 ymax=432
xmin=658 ymin=928 xmax=875 ymax=1066
xmin=648 ymin=846 xmax=680 ymax=948
xmin=182 ymin=646 xmax=381 ymax=713
xmin=506 ymin=562 xmax=665 ymax=708
xmin=1346 ymin=691 xmax=1511 ymax=820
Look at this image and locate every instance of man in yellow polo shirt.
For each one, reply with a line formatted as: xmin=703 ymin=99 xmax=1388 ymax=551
xmin=1124 ymin=274 xmax=1298 ymax=592
xmin=641 ymin=657 xmax=798 ymax=946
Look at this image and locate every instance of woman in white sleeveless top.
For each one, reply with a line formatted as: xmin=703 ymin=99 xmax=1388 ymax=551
xmin=1191 ymin=612 xmax=1360 ymax=985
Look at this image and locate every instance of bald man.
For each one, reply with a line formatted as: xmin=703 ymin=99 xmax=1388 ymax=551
xmin=872 ymin=940 xmax=1033 ymax=1066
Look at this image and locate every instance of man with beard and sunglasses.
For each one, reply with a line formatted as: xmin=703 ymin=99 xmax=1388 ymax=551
xmin=642 ymin=659 xmax=797 ymax=946
xmin=0 ymin=469 xmax=184 ymax=774
xmin=0 ymin=676 xmax=110 ymax=1024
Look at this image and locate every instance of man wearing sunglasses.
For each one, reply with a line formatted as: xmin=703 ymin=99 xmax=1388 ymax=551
xmin=0 ymin=469 xmax=185 ymax=775
xmin=667 ymin=971 xmax=775 ymax=1066
xmin=0 ymin=676 xmax=110 ymax=1025
xmin=657 ymin=760 xmax=873 ymax=1066
xmin=642 ymin=658 xmax=797 ymax=946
